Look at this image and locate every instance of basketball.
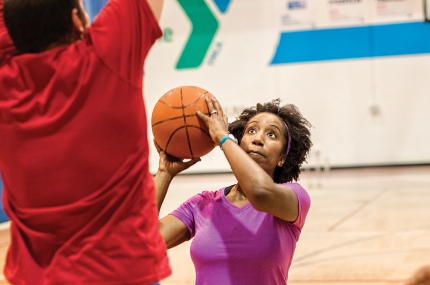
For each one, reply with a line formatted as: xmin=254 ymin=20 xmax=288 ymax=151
xmin=151 ymin=86 xmax=216 ymax=159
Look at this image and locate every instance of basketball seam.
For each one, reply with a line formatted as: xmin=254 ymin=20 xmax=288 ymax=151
xmin=152 ymin=86 xmax=213 ymax=159
xmin=182 ymin=87 xmax=194 ymax=158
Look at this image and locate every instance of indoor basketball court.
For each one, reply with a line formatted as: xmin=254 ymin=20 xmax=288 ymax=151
xmin=156 ymin=165 xmax=430 ymax=285
xmin=1 ymin=0 xmax=430 ymax=284
xmin=0 ymin=165 xmax=427 ymax=284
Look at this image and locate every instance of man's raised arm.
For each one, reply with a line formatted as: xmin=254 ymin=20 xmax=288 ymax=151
xmin=146 ymin=0 xmax=164 ymax=22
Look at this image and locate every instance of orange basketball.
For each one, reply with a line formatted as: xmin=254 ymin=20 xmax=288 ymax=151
xmin=151 ymin=86 xmax=216 ymax=159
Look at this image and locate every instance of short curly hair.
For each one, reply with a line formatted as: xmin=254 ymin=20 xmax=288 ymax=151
xmin=228 ymin=99 xmax=312 ymax=183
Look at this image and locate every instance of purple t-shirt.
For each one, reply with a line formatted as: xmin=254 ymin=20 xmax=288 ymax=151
xmin=171 ymin=183 xmax=311 ymax=285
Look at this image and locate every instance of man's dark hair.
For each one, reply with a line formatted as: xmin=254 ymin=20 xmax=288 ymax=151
xmin=229 ymin=99 xmax=313 ymax=183
xmin=4 ymin=0 xmax=81 ymax=53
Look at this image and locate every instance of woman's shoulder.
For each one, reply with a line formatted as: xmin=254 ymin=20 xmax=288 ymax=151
xmin=186 ymin=187 xmax=225 ymax=205
xmin=198 ymin=188 xmax=226 ymax=201
xmin=280 ymin=182 xmax=306 ymax=192
xmin=280 ymin=182 xmax=311 ymax=203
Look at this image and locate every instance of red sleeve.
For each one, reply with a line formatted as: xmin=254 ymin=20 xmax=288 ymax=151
xmin=0 ymin=0 xmax=16 ymax=62
xmin=88 ymin=0 xmax=162 ymax=87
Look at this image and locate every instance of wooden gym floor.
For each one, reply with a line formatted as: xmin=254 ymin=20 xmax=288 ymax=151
xmin=0 ymin=165 xmax=429 ymax=284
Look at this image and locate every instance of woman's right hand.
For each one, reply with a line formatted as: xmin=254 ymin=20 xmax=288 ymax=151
xmin=196 ymin=96 xmax=229 ymax=145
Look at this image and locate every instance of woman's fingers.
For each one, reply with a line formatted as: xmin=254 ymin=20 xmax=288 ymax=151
xmin=197 ymin=96 xmax=229 ymax=144
xmin=197 ymin=96 xmax=219 ymax=121
xmin=211 ymin=97 xmax=224 ymax=116
xmin=205 ymin=96 xmax=215 ymax=113
xmin=183 ymin=157 xmax=201 ymax=170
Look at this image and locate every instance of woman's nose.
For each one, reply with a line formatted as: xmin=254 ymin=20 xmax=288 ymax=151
xmin=252 ymin=132 xmax=264 ymax=145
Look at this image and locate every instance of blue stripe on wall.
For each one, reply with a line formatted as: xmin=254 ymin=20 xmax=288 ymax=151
xmin=0 ymin=176 xmax=8 ymax=223
xmin=271 ymin=22 xmax=430 ymax=65
xmin=84 ymin=0 xmax=109 ymax=22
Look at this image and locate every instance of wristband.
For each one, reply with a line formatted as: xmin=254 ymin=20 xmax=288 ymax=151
xmin=219 ymin=134 xmax=238 ymax=149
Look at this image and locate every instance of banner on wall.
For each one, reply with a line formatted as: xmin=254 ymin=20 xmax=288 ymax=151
xmin=278 ymin=0 xmax=316 ymax=30
xmin=327 ymin=0 xmax=366 ymax=25
xmin=374 ymin=0 xmax=413 ymax=21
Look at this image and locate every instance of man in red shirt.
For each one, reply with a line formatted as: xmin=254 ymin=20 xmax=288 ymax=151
xmin=0 ymin=0 xmax=170 ymax=284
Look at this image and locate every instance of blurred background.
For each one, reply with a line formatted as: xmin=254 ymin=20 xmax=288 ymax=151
xmin=92 ymin=0 xmax=430 ymax=171
xmin=143 ymin=0 xmax=430 ymax=174
xmin=1 ymin=0 xmax=430 ymax=222
xmin=0 ymin=1 xmax=429 ymax=284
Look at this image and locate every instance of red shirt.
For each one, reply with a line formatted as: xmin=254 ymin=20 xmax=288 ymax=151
xmin=0 ymin=0 xmax=171 ymax=284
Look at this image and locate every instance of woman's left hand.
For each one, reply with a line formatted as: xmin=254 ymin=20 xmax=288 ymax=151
xmin=154 ymin=140 xmax=200 ymax=178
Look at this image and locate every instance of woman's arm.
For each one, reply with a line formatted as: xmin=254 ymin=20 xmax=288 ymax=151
xmin=197 ymin=97 xmax=299 ymax=222
xmin=159 ymin=215 xmax=190 ymax=249
xmin=154 ymin=141 xmax=200 ymax=211
xmin=221 ymin=138 xmax=299 ymax=222
xmin=153 ymin=141 xmax=199 ymax=247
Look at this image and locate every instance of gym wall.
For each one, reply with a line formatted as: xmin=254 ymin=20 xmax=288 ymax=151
xmin=1 ymin=1 xmax=429 ymax=214
xmin=145 ymin=0 xmax=430 ymax=173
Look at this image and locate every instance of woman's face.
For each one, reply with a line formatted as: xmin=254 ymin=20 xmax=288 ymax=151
xmin=240 ymin=112 xmax=287 ymax=177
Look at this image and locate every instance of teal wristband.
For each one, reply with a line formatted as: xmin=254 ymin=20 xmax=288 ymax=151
xmin=219 ymin=134 xmax=238 ymax=149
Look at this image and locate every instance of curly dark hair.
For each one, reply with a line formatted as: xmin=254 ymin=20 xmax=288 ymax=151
xmin=228 ymin=99 xmax=312 ymax=183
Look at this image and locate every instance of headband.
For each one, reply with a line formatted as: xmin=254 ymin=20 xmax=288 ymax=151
xmin=283 ymin=122 xmax=292 ymax=156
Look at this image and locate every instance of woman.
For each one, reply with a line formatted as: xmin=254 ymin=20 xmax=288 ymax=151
xmin=156 ymin=97 xmax=313 ymax=284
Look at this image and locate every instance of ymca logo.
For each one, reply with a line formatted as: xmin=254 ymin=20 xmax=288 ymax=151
xmin=175 ymin=0 xmax=232 ymax=69
xmin=85 ymin=0 xmax=232 ymax=70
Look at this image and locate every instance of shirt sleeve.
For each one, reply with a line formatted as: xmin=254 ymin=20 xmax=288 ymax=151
xmin=0 ymin=0 xmax=16 ymax=62
xmin=88 ymin=0 xmax=162 ymax=87
xmin=287 ymin=183 xmax=311 ymax=229
xmin=170 ymin=193 xmax=204 ymax=238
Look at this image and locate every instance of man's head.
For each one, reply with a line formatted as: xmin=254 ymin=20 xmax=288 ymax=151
xmin=4 ymin=0 xmax=89 ymax=54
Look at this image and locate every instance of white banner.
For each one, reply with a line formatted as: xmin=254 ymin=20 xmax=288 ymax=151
xmin=327 ymin=0 xmax=366 ymax=25
xmin=373 ymin=0 xmax=414 ymax=22
xmin=278 ymin=0 xmax=316 ymax=31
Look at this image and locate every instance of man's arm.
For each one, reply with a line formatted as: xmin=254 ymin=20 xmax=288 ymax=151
xmin=146 ymin=0 xmax=164 ymax=22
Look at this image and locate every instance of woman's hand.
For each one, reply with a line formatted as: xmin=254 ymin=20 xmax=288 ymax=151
xmin=196 ymin=96 xmax=229 ymax=145
xmin=154 ymin=141 xmax=200 ymax=211
xmin=155 ymin=141 xmax=200 ymax=178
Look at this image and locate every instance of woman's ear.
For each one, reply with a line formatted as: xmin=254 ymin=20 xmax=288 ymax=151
xmin=277 ymin=155 xmax=286 ymax=167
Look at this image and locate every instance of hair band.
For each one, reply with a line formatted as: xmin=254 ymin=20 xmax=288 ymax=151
xmin=283 ymin=122 xmax=292 ymax=156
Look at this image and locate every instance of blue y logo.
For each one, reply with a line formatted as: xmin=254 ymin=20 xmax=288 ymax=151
xmin=176 ymin=0 xmax=232 ymax=69
xmin=83 ymin=0 xmax=232 ymax=70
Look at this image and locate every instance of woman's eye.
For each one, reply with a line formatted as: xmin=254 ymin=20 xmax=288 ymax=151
xmin=248 ymin=128 xmax=256 ymax=134
xmin=268 ymin=132 xmax=276 ymax=138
